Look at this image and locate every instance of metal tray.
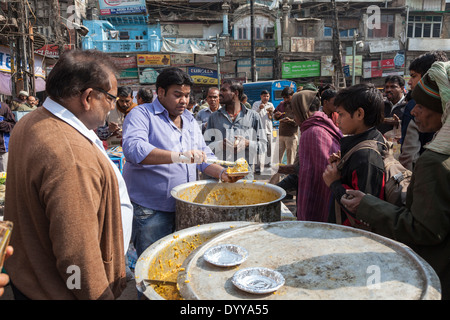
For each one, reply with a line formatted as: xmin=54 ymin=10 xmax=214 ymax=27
xmin=177 ymin=221 xmax=441 ymax=300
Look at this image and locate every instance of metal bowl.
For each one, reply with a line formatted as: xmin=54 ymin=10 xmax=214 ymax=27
xmin=232 ymin=267 xmax=285 ymax=294
xmin=203 ymin=244 xmax=248 ymax=267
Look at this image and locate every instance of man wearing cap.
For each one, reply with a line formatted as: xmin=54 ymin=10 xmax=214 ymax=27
xmin=10 ymin=91 xmax=37 ymax=112
xmin=341 ymin=61 xmax=450 ymax=299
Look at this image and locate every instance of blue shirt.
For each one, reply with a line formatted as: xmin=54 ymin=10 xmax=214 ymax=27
xmin=122 ymin=98 xmax=216 ymax=212
xmin=196 ymin=107 xmax=215 ymax=125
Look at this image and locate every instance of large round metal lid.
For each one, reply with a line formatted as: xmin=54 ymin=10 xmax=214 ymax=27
xmin=178 ymin=221 xmax=441 ymax=300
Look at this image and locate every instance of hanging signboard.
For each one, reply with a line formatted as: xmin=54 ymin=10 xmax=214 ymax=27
xmin=343 ymin=55 xmax=363 ymax=77
xmin=363 ymin=58 xmax=403 ymax=79
xmin=139 ymin=68 xmax=159 ymax=84
xmin=170 ymin=54 xmax=195 ymax=66
xmin=137 ymin=54 xmax=171 ymax=67
xmin=188 ymin=67 xmax=218 ymax=85
xmin=290 ymin=37 xmax=315 ymax=53
xmin=98 ymin=0 xmax=147 ymax=15
xmin=282 ymin=61 xmax=320 ymax=78
xmin=237 ymin=58 xmax=273 ymax=80
xmin=321 ymin=56 xmax=334 ymax=77
xmin=161 ymin=38 xmax=216 ymax=55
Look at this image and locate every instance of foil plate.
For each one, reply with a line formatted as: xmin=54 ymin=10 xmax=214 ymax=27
xmin=226 ymin=171 xmax=249 ymax=177
xmin=232 ymin=267 xmax=285 ymax=294
xmin=203 ymin=244 xmax=248 ymax=267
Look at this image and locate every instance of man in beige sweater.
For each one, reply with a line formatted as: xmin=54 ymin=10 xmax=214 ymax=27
xmin=4 ymin=50 xmax=133 ymax=300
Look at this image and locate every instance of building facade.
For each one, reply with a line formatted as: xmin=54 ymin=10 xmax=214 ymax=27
xmin=1 ymin=0 xmax=450 ymax=99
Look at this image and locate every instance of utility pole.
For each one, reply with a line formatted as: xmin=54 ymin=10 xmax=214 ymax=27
xmin=8 ymin=0 xmax=35 ymax=96
xmin=331 ymin=0 xmax=346 ymax=89
xmin=50 ymin=0 xmax=65 ymax=56
xmin=250 ymin=0 xmax=256 ymax=82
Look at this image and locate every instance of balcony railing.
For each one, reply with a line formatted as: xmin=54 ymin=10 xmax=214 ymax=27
xmin=84 ymin=39 xmax=149 ymax=53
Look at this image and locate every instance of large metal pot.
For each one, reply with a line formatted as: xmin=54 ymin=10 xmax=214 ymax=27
xmin=171 ymin=180 xmax=286 ymax=231
xmin=134 ymin=221 xmax=254 ymax=300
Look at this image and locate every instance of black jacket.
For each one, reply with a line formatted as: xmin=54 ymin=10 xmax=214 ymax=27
xmin=377 ymin=99 xmax=406 ymax=134
xmin=328 ymin=127 xmax=386 ymax=224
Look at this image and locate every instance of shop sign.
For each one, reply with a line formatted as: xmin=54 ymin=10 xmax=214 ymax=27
xmin=363 ymin=58 xmax=402 ymax=79
xmin=34 ymin=44 xmax=72 ymax=59
xmin=111 ymin=56 xmax=137 ymax=70
xmin=170 ymin=54 xmax=195 ymax=66
xmin=1 ymin=45 xmax=45 ymax=77
xmin=161 ymin=38 xmax=216 ymax=55
xmin=282 ymin=61 xmax=320 ymax=78
xmin=98 ymin=0 xmax=147 ymax=15
xmin=290 ymin=37 xmax=315 ymax=53
xmin=230 ymin=40 xmax=276 ymax=53
xmin=188 ymin=67 xmax=218 ymax=85
xmin=139 ymin=67 xmax=159 ymax=84
xmin=137 ymin=54 xmax=170 ymax=67
xmin=343 ymin=55 xmax=363 ymax=77
xmin=321 ymin=56 xmax=334 ymax=77
xmin=237 ymin=58 xmax=273 ymax=80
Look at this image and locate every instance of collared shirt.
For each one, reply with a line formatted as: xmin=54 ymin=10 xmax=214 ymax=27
xmin=122 ymin=98 xmax=216 ymax=212
xmin=43 ymin=97 xmax=133 ymax=250
xmin=204 ymin=104 xmax=266 ymax=165
xmin=391 ymin=94 xmax=406 ymax=113
xmin=252 ymin=100 xmax=274 ymax=134
xmin=196 ymin=106 xmax=218 ymax=126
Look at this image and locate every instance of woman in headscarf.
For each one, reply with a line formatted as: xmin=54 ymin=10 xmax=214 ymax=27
xmin=342 ymin=61 xmax=450 ymax=299
xmin=290 ymin=90 xmax=342 ymax=222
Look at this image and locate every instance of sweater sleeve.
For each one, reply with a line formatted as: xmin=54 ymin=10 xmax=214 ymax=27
xmin=356 ymin=151 xmax=450 ymax=246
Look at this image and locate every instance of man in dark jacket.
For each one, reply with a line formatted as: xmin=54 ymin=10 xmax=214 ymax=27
xmin=323 ymin=84 xmax=385 ymax=227
xmin=378 ymin=75 xmax=407 ymax=134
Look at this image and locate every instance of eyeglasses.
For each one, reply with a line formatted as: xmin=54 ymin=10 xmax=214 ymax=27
xmin=93 ymin=87 xmax=118 ymax=102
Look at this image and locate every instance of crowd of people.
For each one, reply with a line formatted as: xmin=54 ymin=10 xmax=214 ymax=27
xmin=0 ymin=48 xmax=449 ymax=300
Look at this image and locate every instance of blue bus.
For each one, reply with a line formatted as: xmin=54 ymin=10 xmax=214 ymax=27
xmin=243 ymin=80 xmax=297 ymax=108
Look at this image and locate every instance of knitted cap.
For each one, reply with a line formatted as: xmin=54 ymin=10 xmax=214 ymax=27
xmin=412 ymin=73 xmax=442 ymax=113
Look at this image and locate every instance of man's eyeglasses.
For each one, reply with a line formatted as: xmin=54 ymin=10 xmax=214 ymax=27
xmin=93 ymin=87 xmax=118 ymax=102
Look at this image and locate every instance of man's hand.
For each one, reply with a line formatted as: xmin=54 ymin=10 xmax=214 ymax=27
xmin=220 ymin=170 xmax=246 ymax=183
xmin=328 ymin=151 xmax=341 ymax=164
xmin=340 ymin=190 xmax=366 ymax=214
xmin=323 ymin=162 xmax=340 ymax=187
xmin=108 ymin=122 xmax=120 ymax=136
xmin=174 ymin=150 xmax=207 ymax=164
xmin=234 ymin=136 xmax=249 ymax=152
xmin=0 ymin=246 xmax=13 ymax=297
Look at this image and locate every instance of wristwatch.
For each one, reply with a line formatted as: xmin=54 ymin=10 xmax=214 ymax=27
xmin=219 ymin=168 xmax=227 ymax=182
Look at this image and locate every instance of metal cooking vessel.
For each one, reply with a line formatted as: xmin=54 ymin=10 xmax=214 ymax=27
xmin=134 ymin=221 xmax=254 ymax=300
xmin=171 ymin=180 xmax=286 ymax=231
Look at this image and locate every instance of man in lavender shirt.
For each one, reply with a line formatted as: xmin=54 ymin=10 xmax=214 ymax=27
xmin=122 ymin=68 xmax=243 ymax=257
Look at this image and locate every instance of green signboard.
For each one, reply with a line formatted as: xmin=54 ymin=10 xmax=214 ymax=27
xmin=282 ymin=61 xmax=320 ymax=78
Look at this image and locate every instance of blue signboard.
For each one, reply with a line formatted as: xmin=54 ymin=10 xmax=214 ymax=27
xmin=188 ymin=67 xmax=218 ymax=85
xmin=98 ymin=0 xmax=147 ymax=15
